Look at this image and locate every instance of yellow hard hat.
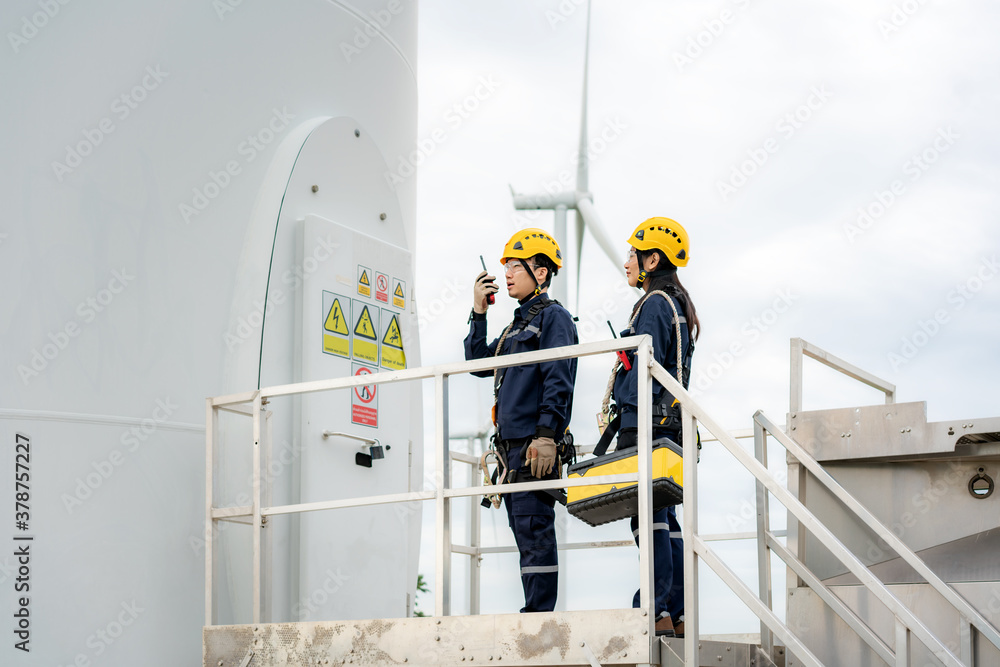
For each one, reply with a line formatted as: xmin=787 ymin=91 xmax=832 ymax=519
xmin=501 ymin=228 xmax=563 ymax=269
xmin=627 ymin=217 xmax=690 ymax=267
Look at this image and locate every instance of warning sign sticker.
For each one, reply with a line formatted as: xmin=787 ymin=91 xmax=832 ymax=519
xmin=380 ymin=310 xmax=406 ymax=371
xmin=351 ymin=363 xmax=377 ymax=428
xmin=322 ymin=291 xmax=351 ymax=359
xmin=352 ymin=299 xmax=380 ymax=365
xmin=375 ymin=272 xmax=389 ymax=303
xmin=357 ymin=265 xmax=372 ymax=298
xmin=392 ymin=278 xmax=406 ymax=309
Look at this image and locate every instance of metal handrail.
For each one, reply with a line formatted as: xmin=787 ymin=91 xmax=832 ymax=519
xmin=205 ymin=335 xmax=662 ymax=643
xmin=790 ymin=337 xmax=896 ymax=414
xmin=757 ymin=409 xmax=1000 ymax=661
xmin=654 ymin=340 xmax=964 ymax=666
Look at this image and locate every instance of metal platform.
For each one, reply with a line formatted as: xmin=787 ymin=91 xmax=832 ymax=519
xmin=204 ymin=338 xmax=1000 ymax=666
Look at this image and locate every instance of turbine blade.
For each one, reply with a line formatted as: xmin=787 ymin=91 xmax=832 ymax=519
xmin=576 ymin=197 xmax=619 ymax=268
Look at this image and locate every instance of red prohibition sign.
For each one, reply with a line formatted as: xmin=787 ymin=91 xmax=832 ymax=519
xmin=354 ymin=367 xmax=376 ymax=403
xmin=376 ymin=274 xmax=388 ymax=292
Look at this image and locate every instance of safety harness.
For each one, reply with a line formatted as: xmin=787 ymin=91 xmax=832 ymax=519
xmin=480 ymin=295 xmax=576 ymax=508
xmin=598 ymin=287 xmax=695 ymax=453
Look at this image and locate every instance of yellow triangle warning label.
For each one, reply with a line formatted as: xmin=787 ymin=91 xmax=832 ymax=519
xmin=383 ymin=315 xmax=403 ymax=349
xmin=359 ymin=270 xmax=370 ymax=286
xmin=394 ymin=283 xmax=404 ymax=298
xmin=325 ymin=299 xmax=349 ymax=335
xmin=355 ymin=305 xmax=377 ymax=340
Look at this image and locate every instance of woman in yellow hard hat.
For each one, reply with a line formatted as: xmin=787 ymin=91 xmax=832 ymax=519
xmin=606 ymin=217 xmax=700 ymax=637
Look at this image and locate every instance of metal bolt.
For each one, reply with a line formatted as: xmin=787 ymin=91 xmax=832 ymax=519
xmin=490 ymin=656 xmax=494 ymax=661
xmin=379 ymin=213 xmax=387 ymax=221
xmin=641 ymin=610 xmax=647 ymax=616
xmin=642 ymin=629 xmax=648 ymax=635
xmin=847 ymin=432 xmax=851 ymax=437
xmin=580 ymin=642 xmax=585 ymax=647
xmin=354 ymin=129 xmax=360 ymax=137
xmin=727 ymin=647 xmax=732 ymax=651
xmin=435 ymin=636 xmax=441 ymax=641
xmin=906 ymin=428 xmax=911 ymax=433
xmin=459 ymin=645 xmax=464 ymax=651
xmin=403 ymin=660 xmax=408 ymax=663
xmin=311 ymin=185 xmax=318 ymax=193
xmin=718 ymin=657 xmax=723 ymax=662
xmin=791 ymin=413 xmax=797 ymax=419
xmin=218 ymin=661 xmax=224 ymax=666
xmin=621 ymin=652 xmax=627 ymax=658
xmin=900 ymin=429 xmax=905 ymax=433
xmin=461 ymin=658 xmax=465 ymax=662
xmin=436 ymin=620 xmax=441 ymax=625
xmin=791 ymin=426 xmax=796 ymax=431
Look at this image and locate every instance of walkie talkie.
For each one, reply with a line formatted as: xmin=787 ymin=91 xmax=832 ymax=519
xmin=480 ymin=255 xmax=495 ymax=305
xmin=608 ymin=321 xmax=632 ymax=371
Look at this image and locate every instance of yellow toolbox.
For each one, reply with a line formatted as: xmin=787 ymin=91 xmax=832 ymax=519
xmin=566 ymin=438 xmax=683 ymax=527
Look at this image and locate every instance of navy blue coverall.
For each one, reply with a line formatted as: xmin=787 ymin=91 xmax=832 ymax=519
xmin=465 ymin=294 xmax=578 ymax=612
xmin=612 ymin=292 xmax=691 ymax=623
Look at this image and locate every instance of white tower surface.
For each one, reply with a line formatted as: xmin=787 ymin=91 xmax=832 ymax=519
xmin=0 ymin=2 xmax=420 ymax=665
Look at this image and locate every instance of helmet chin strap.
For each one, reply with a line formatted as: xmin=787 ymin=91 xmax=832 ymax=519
xmin=519 ymin=259 xmax=550 ymax=297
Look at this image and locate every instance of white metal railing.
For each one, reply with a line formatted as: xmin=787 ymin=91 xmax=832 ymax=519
xmin=205 ymin=336 xmax=664 ymax=642
xmin=789 ymin=337 xmax=896 ymax=414
xmin=770 ymin=339 xmax=1000 ymax=666
xmin=204 ymin=333 xmax=988 ymax=666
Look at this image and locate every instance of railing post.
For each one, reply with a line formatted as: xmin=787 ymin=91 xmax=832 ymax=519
xmin=468 ymin=436 xmax=481 ymax=616
xmin=896 ymin=618 xmax=911 ymax=667
xmin=635 ymin=339 xmax=655 ymax=640
xmin=205 ymin=398 xmax=216 ymax=626
xmin=754 ymin=419 xmax=773 ymax=656
xmin=682 ymin=405 xmax=700 ymax=667
xmin=434 ymin=374 xmax=451 ymax=617
xmin=790 ymin=337 xmax=804 ymax=415
xmin=251 ymin=391 xmax=263 ymax=624
xmin=960 ymin=617 xmax=976 ymax=666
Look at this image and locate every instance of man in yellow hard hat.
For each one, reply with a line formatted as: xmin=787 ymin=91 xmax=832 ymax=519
xmin=464 ymin=228 xmax=578 ymax=612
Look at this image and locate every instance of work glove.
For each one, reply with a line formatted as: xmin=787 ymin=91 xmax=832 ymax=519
xmin=527 ymin=437 xmax=557 ymax=478
xmin=473 ymin=270 xmax=499 ymax=313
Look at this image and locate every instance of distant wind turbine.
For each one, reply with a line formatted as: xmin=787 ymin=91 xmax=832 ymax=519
xmin=510 ymin=0 xmax=621 ymax=311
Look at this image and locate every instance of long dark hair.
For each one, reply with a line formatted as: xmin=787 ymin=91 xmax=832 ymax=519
xmin=634 ymin=249 xmax=700 ymax=341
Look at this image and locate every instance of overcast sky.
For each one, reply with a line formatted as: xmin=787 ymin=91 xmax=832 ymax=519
xmin=410 ymin=0 xmax=1000 ymax=632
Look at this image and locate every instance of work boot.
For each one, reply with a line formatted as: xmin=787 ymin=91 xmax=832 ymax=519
xmin=655 ymin=614 xmax=675 ymax=637
xmin=673 ymin=619 xmax=684 ymax=638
